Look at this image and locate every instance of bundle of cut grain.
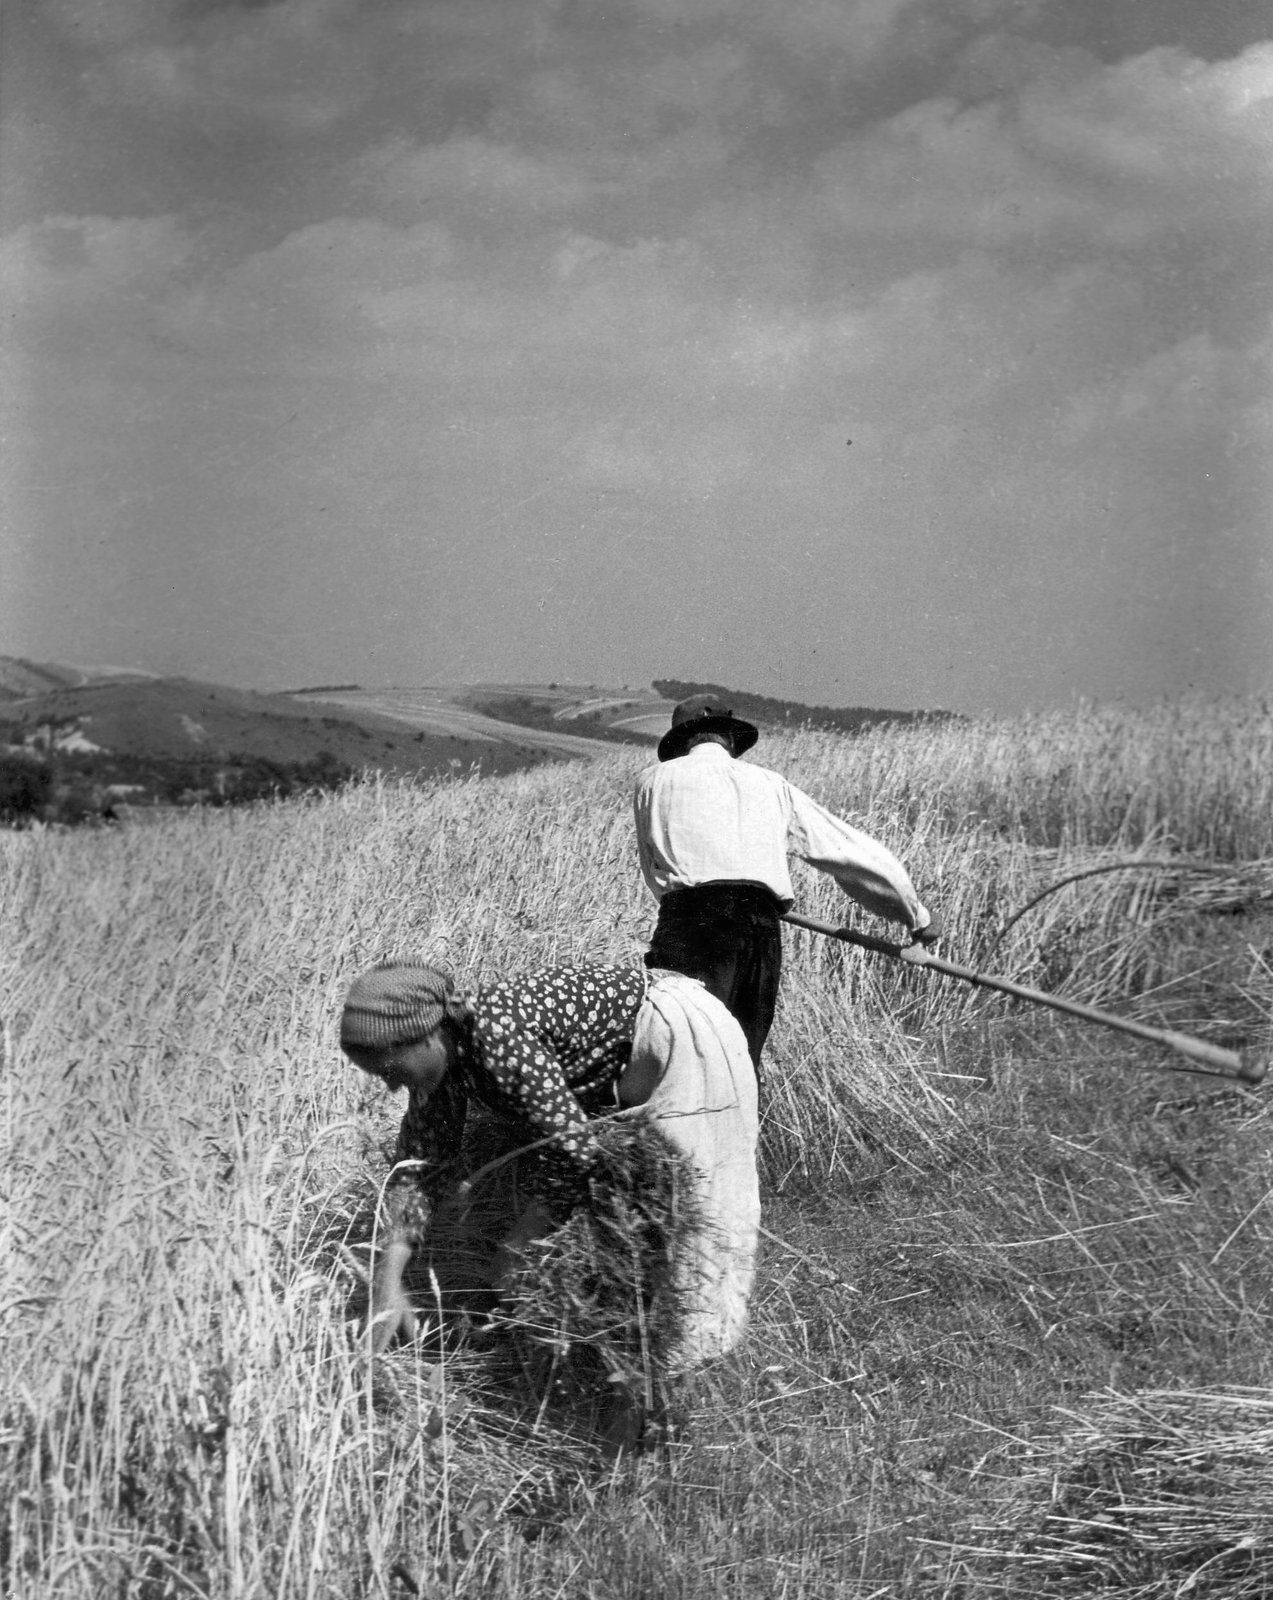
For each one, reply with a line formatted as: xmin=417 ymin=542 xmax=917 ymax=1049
xmin=968 ymin=1388 xmax=1273 ymax=1596
xmin=485 ymin=1116 xmax=709 ymax=1433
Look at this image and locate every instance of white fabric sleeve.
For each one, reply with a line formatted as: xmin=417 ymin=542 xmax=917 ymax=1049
xmin=783 ymin=781 xmax=929 ymax=929
xmin=632 ymin=774 xmax=663 ymax=900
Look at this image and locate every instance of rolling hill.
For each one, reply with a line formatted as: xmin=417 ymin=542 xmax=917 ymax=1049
xmin=285 ymin=682 xmax=663 ymax=758
xmin=0 ymin=658 xmax=957 ymax=823
xmin=0 ymin=662 xmax=589 ymax=821
xmin=651 ymin=678 xmax=960 ymax=736
xmin=0 ymin=662 xmax=625 ymax=773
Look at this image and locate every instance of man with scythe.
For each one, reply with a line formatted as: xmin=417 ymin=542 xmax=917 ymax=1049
xmin=634 ymin=694 xmax=942 ymax=1074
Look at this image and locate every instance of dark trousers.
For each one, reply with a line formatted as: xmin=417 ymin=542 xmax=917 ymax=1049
xmin=644 ymin=882 xmax=783 ymax=1077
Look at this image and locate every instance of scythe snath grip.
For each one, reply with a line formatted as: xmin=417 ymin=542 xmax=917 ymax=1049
xmin=782 ymin=910 xmax=1266 ymax=1086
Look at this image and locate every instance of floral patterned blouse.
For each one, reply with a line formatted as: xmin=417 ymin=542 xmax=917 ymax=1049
xmin=387 ymin=965 xmax=648 ymax=1241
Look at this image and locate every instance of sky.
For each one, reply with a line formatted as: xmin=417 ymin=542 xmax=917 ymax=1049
xmin=2 ymin=0 xmax=1271 ymax=716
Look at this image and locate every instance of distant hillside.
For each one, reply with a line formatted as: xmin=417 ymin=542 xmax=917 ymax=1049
xmin=0 ymin=661 xmax=568 ymax=825
xmin=652 ymin=680 xmax=960 ymax=737
xmin=290 ymin=678 xmax=958 ymax=752
xmin=0 ymin=672 xmax=571 ymax=772
xmin=293 ymin=683 xmax=674 ymax=753
xmin=0 ymin=656 xmax=160 ymax=700
xmin=0 ymin=659 xmax=962 ymax=826
xmin=467 ymin=693 xmax=656 ymax=747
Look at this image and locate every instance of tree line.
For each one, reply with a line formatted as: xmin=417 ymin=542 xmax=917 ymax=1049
xmin=0 ymin=748 xmax=353 ymax=827
xmin=652 ymin=680 xmax=959 ymax=737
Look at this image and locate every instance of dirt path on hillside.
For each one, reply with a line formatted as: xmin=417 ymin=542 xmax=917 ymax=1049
xmin=292 ymin=688 xmax=616 ymax=759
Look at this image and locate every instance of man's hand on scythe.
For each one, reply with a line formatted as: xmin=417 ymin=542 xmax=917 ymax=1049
xmin=905 ymin=912 xmax=943 ymax=954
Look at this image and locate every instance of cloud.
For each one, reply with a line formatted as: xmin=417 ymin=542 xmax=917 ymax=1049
xmin=613 ymin=0 xmax=1042 ymax=73
xmin=42 ymin=0 xmax=186 ymax=52
xmin=0 ymin=215 xmax=196 ymax=350
xmin=13 ymin=30 xmax=1271 ymax=427
xmin=7 ymin=0 xmax=1272 ymax=705
xmin=807 ymin=43 xmax=1273 ymax=254
xmin=743 ymin=0 xmax=919 ymax=64
xmin=42 ymin=0 xmax=1045 ymax=147
xmin=354 ymin=134 xmax=609 ymax=222
xmin=64 ymin=0 xmax=386 ymax=132
xmin=1019 ymin=43 xmax=1273 ymax=190
xmin=11 ymin=192 xmax=1258 ymax=535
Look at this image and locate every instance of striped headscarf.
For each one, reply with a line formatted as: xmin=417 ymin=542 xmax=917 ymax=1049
xmin=339 ymin=962 xmax=468 ymax=1052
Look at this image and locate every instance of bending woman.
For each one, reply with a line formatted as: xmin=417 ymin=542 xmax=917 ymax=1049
xmin=339 ymin=961 xmax=647 ymax=1351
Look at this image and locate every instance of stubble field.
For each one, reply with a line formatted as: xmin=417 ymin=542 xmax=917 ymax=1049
xmin=5 ymin=697 xmax=1273 ymax=1598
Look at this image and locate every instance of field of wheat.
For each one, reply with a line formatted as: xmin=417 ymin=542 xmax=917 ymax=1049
xmin=5 ymin=697 xmax=1273 ymax=1598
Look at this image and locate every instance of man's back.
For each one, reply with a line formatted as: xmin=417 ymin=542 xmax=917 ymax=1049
xmin=634 ymin=742 xmax=797 ymax=905
xmin=635 ymin=739 xmax=929 ymax=927
xmin=632 ymin=694 xmax=935 ymax=1072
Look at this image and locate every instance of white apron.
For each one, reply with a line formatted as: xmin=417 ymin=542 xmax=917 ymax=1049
xmin=620 ymin=971 xmax=761 ymax=1368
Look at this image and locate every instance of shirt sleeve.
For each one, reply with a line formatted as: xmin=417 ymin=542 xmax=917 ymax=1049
xmin=783 ymin=780 xmax=930 ymax=930
xmin=474 ymin=986 xmax=602 ymax=1175
xmin=632 ymin=771 xmax=664 ymax=900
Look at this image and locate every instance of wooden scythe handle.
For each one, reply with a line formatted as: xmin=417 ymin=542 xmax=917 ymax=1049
xmin=782 ymin=911 xmax=1264 ymax=1085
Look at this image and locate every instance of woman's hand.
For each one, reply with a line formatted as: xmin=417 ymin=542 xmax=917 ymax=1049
xmin=367 ymin=1242 xmax=417 ymax=1353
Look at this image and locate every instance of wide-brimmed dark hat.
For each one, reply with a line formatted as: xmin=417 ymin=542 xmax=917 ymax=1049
xmin=657 ymin=694 xmax=759 ymax=762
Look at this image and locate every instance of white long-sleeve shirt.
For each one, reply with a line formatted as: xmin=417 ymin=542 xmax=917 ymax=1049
xmin=633 ymin=741 xmax=930 ymax=931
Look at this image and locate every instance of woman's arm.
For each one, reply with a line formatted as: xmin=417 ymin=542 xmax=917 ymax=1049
xmin=368 ymin=1186 xmax=421 ymax=1353
xmin=475 ymin=980 xmax=604 ymax=1179
xmin=474 ymin=969 xmax=645 ymax=1223
xmin=367 ymin=1074 xmax=467 ymax=1350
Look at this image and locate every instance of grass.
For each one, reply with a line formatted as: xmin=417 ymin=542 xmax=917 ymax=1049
xmin=3 ymin=696 xmax=1273 ymax=1597
xmin=966 ymin=1387 xmax=1273 ymax=1595
xmin=480 ymin=1115 xmax=708 ymax=1441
